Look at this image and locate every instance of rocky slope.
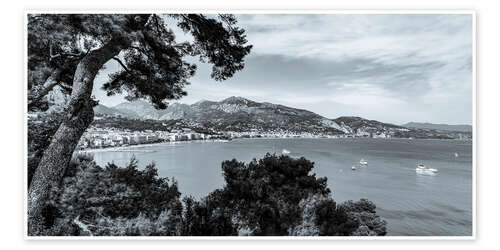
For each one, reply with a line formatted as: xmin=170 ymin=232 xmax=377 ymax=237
xmin=95 ymin=97 xmax=345 ymax=135
xmin=333 ymin=116 xmax=407 ymax=135
xmin=93 ymin=97 xmax=470 ymax=139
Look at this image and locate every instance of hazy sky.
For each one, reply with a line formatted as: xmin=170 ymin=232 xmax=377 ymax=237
xmin=93 ymin=14 xmax=473 ymax=125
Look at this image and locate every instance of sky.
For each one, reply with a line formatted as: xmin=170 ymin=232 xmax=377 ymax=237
xmin=93 ymin=14 xmax=473 ymax=125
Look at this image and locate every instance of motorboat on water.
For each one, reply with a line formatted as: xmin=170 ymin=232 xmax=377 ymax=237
xmin=415 ymin=164 xmax=438 ymax=175
xmin=359 ymin=158 xmax=368 ymax=166
xmin=454 ymin=152 xmax=459 ymax=158
xmin=351 ymin=159 xmax=367 ymax=171
xmin=282 ymin=149 xmax=291 ymax=155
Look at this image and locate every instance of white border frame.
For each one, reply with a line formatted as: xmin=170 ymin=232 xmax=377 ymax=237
xmin=24 ymin=9 xmax=477 ymax=240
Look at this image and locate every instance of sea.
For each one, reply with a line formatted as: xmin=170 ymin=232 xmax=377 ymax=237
xmin=89 ymin=138 xmax=473 ymax=236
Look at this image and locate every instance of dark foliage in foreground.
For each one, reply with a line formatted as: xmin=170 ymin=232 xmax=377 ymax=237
xmin=27 ymin=113 xmax=63 ymax=187
xmin=182 ymin=191 xmax=237 ymax=236
xmin=181 ymin=154 xmax=335 ymax=236
xmin=39 ymin=154 xmax=386 ymax=236
xmin=27 ymin=14 xmax=252 ymax=235
xmin=219 ymin=154 xmax=332 ymax=235
xmin=314 ymin=200 xmax=358 ymax=236
xmin=43 ymin=155 xmax=183 ymax=236
xmin=180 ymin=154 xmax=386 ymax=236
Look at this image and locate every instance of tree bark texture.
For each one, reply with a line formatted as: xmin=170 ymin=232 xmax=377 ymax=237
xmin=27 ymin=38 xmax=127 ymax=235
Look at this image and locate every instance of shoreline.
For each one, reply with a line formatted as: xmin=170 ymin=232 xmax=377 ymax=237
xmin=78 ymin=136 xmax=471 ymax=154
xmin=77 ymin=139 xmax=232 ymax=153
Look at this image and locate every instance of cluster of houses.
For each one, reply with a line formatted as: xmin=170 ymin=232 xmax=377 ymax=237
xmin=84 ymin=127 xmax=402 ymax=150
xmin=352 ymin=129 xmax=394 ymax=138
xmin=223 ymin=128 xmax=367 ymax=139
xmin=77 ymin=126 xmax=368 ymax=150
xmin=225 ymin=130 xmax=342 ymax=139
xmin=76 ymin=124 xmax=469 ymax=151
xmin=77 ymin=127 xmax=227 ymax=149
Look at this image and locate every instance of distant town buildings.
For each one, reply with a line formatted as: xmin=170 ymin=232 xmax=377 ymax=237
xmin=70 ymin=118 xmax=473 ymax=150
xmin=75 ymin=123 xmax=473 ymax=150
xmin=77 ymin=127 xmax=227 ymax=150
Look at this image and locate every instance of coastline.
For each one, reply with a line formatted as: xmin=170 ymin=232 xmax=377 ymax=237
xmin=78 ymin=136 xmax=471 ymax=154
xmin=77 ymin=139 xmax=232 ymax=153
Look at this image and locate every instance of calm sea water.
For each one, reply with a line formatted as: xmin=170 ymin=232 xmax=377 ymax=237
xmin=90 ymin=138 xmax=473 ymax=236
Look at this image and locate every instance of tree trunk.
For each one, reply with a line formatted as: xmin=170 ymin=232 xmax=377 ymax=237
xmin=27 ymin=38 xmax=127 ymax=235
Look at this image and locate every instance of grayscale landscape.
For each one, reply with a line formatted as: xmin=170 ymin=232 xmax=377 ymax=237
xmin=27 ymin=13 xmax=473 ymax=237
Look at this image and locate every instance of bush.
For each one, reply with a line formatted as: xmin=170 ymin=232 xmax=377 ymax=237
xmin=340 ymin=199 xmax=387 ymax=236
xmin=181 ymin=192 xmax=237 ymax=236
xmin=220 ymin=154 xmax=331 ymax=235
xmin=37 ymin=153 xmax=386 ymax=236
xmin=44 ymin=155 xmax=183 ymax=236
xmin=186 ymin=154 xmax=386 ymax=236
xmin=314 ymin=199 xmax=358 ymax=236
xmin=287 ymin=194 xmax=324 ymax=236
xmin=341 ymin=199 xmax=376 ymax=213
xmin=182 ymin=154 xmax=333 ymax=235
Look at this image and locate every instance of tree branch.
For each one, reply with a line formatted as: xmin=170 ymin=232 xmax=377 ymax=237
xmin=73 ymin=216 xmax=94 ymax=236
xmin=112 ymin=57 xmax=131 ymax=73
xmin=49 ymin=43 xmax=87 ymax=62
xmin=218 ymin=14 xmax=237 ymax=33
xmin=130 ymin=45 xmax=149 ymax=55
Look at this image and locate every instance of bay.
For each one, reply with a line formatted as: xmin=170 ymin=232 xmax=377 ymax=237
xmin=90 ymin=138 xmax=473 ymax=236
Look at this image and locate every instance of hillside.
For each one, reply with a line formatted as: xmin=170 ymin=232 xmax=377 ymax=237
xmin=95 ymin=97 xmax=345 ymax=135
xmin=93 ymin=104 xmax=136 ymax=119
xmin=333 ymin=116 xmax=404 ymax=135
xmin=402 ymin=122 xmax=472 ymax=132
xmin=93 ymin=97 xmax=471 ymax=139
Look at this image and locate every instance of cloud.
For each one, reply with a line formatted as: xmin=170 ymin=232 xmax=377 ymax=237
xmin=93 ymin=14 xmax=473 ymax=125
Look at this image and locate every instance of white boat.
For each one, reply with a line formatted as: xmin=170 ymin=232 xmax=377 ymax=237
xmin=282 ymin=149 xmax=291 ymax=155
xmin=351 ymin=166 xmax=357 ymax=171
xmin=415 ymin=164 xmax=439 ymax=175
xmin=359 ymin=158 xmax=368 ymax=165
xmin=454 ymin=152 xmax=459 ymax=158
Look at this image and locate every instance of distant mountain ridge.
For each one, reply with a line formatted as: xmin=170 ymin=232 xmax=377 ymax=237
xmin=93 ymin=104 xmax=136 ymax=119
xmin=93 ymin=97 xmax=468 ymax=139
xmin=402 ymin=122 xmax=472 ymax=132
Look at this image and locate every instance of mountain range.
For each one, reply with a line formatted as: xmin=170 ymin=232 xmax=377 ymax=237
xmin=94 ymin=96 xmax=469 ymax=138
xmin=401 ymin=122 xmax=472 ymax=133
xmin=95 ymin=97 xmax=347 ymax=135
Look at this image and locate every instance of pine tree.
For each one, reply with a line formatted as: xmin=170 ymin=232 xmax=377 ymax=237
xmin=27 ymin=14 xmax=252 ymax=235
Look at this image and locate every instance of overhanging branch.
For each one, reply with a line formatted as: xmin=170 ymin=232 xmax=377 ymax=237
xmin=112 ymin=57 xmax=131 ymax=73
